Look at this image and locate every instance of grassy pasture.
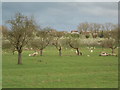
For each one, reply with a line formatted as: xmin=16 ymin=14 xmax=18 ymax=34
xmin=2 ymin=46 xmax=118 ymax=88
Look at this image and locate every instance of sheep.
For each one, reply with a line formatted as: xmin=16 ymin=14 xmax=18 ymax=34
xmin=90 ymin=50 xmax=93 ymax=53
xmin=87 ymin=55 xmax=90 ymax=57
xmin=29 ymin=52 xmax=38 ymax=56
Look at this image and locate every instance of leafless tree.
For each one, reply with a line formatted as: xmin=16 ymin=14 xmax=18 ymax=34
xmin=6 ymin=13 xmax=37 ymax=64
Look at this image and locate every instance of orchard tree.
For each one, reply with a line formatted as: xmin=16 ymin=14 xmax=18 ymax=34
xmin=82 ymin=38 xmax=100 ymax=49
xmin=52 ymin=37 xmax=66 ymax=56
xmin=31 ymin=29 xmax=51 ymax=56
xmin=30 ymin=38 xmax=50 ymax=56
xmin=51 ymin=31 xmax=65 ymax=56
xmin=66 ymin=37 xmax=83 ymax=55
xmin=52 ymin=38 xmax=62 ymax=56
xmin=101 ymin=38 xmax=117 ymax=54
xmin=6 ymin=13 xmax=37 ymax=64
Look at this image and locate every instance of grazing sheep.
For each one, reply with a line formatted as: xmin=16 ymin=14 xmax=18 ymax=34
xmin=29 ymin=52 xmax=38 ymax=56
xmin=24 ymin=48 xmax=29 ymax=50
xmin=75 ymin=50 xmax=77 ymax=54
xmin=99 ymin=52 xmax=109 ymax=56
xmin=88 ymin=47 xmax=94 ymax=53
xmin=87 ymin=55 xmax=90 ymax=57
xmin=99 ymin=52 xmax=117 ymax=56
xmin=90 ymin=50 xmax=93 ymax=52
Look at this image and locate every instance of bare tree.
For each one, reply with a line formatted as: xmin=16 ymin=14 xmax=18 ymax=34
xmin=6 ymin=13 xmax=37 ymax=64
xmin=77 ymin=22 xmax=90 ymax=33
xmin=78 ymin=22 xmax=102 ymax=38
xmin=104 ymin=23 xmax=115 ymax=31
xmin=90 ymin=23 xmax=101 ymax=38
xmin=92 ymin=23 xmax=101 ymax=32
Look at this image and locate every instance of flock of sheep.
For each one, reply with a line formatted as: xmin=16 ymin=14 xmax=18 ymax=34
xmin=28 ymin=47 xmax=117 ymax=57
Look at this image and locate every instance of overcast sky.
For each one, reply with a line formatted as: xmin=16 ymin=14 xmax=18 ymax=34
xmin=2 ymin=2 xmax=118 ymax=31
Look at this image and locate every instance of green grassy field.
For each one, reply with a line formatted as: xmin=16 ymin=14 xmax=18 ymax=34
xmin=2 ymin=47 xmax=118 ymax=88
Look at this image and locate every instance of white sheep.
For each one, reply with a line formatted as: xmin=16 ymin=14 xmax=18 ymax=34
xmin=29 ymin=52 xmax=38 ymax=56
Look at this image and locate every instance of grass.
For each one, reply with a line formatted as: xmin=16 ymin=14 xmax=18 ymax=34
xmin=2 ymin=46 xmax=118 ymax=88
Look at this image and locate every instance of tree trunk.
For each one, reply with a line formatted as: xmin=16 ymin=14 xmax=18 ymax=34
xmin=80 ymin=52 xmax=82 ymax=55
xmin=40 ymin=49 xmax=43 ymax=56
xmin=76 ymin=48 xmax=82 ymax=56
xmin=59 ymin=48 xmax=62 ymax=56
xmin=18 ymin=52 xmax=22 ymax=64
xmin=12 ymin=51 xmax=14 ymax=55
xmin=76 ymin=48 xmax=80 ymax=55
xmin=111 ymin=48 xmax=114 ymax=54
